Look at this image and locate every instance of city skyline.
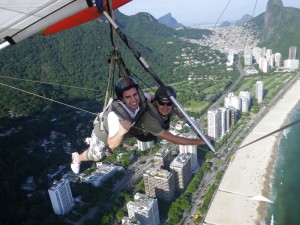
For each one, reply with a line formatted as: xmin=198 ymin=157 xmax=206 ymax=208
xmin=119 ymin=0 xmax=300 ymax=26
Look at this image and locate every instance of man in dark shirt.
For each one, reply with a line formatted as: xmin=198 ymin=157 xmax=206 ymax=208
xmin=134 ymin=86 xmax=207 ymax=145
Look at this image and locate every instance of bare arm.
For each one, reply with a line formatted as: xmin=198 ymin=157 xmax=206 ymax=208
xmin=157 ymin=130 xmax=207 ymax=145
xmin=107 ymin=120 xmax=135 ymax=149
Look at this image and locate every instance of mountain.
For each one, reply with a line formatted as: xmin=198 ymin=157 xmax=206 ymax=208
xmin=235 ymin=14 xmax=253 ymax=26
xmin=0 ymin=10 xmax=211 ymax=118
xmin=158 ymin=13 xmax=185 ymax=28
xmin=250 ymin=0 xmax=300 ymax=58
xmin=219 ymin=14 xmax=253 ymax=27
xmin=263 ymin=0 xmax=286 ymax=41
xmin=219 ymin=21 xmax=232 ymax=27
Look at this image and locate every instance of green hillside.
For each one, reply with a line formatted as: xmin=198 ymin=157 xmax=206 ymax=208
xmin=0 ymin=11 xmax=212 ymax=117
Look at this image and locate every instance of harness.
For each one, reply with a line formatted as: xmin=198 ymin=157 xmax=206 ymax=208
xmin=128 ymin=101 xmax=172 ymax=142
xmin=93 ymin=86 xmax=148 ymax=142
xmin=147 ymin=101 xmax=171 ymax=131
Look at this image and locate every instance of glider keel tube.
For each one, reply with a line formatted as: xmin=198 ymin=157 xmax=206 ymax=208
xmin=0 ymin=35 xmax=16 ymax=50
xmin=170 ymin=96 xmax=219 ymax=157
xmin=0 ymin=41 xmax=11 ymax=50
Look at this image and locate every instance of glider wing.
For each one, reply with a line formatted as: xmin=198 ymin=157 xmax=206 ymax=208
xmin=0 ymin=0 xmax=131 ymax=50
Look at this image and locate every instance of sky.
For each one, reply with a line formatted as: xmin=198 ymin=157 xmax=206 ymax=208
xmin=119 ymin=0 xmax=300 ymax=26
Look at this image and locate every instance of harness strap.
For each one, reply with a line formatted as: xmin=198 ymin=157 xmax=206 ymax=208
xmin=94 ymin=97 xmax=113 ymax=131
xmin=146 ymin=101 xmax=164 ymax=125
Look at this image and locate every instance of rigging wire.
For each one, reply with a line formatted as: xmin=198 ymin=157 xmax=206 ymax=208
xmin=102 ymin=0 xmax=121 ymax=111
xmin=242 ymin=0 xmax=258 ymax=54
xmin=0 ymin=75 xmax=99 ymax=92
xmin=0 ymin=82 xmax=159 ymax=134
xmin=0 ymin=82 xmax=98 ymax=116
xmin=237 ymin=118 xmax=300 ymax=150
xmin=213 ymin=0 xmax=232 ymax=28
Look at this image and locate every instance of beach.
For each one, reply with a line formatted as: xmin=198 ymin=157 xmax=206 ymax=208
xmin=204 ymin=74 xmax=300 ymax=225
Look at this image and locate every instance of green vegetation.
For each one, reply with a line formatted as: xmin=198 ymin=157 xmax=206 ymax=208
xmin=233 ymin=72 xmax=293 ymax=103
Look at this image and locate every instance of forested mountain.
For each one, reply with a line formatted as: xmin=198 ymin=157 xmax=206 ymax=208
xmin=250 ymin=0 xmax=300 ymax=58
xmin=0 ymin=10 xmax=211 ymax=118
xmin=235 ymin=14 xmax=253 ymax=26
xmin=158 ymin=13 xmax=185 ymax=28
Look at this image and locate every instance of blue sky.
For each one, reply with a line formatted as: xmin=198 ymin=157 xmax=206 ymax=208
xmin=119 ymin=0 xmax=300 ymax=26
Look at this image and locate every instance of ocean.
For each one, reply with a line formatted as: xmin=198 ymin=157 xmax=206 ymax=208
xmin=265 ymin=105 xmax=300 ymax=225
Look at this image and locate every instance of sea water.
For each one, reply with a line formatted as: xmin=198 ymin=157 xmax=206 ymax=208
xmin=265 ymin=106 xmax=300 ymax=225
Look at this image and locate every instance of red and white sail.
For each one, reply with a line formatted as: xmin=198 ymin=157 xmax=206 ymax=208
xmin=0 ymin=0 xmax=131 ymax=50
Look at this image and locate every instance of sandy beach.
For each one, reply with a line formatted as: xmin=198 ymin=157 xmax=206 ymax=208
xmin=204 ymin=74 xmax=300 ymax=225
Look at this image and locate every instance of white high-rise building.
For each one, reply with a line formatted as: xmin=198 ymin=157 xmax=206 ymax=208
xmin=154 ymin=146 xmax=172 ymax=170
xmin=179 ymin=135 xmax=199 ymax=172
xmin=207 ymin=109 xmax=221 ymax=141
xmin=239 ymin=91 xmax=251 ymax=113
xmin=219 ymin=107 xmax=227 ymax=136
xmin=256 ymin=81 xmax=264 ymax=103
xmin=268 ymin=54 xmax=274 ymax=68
xmin=224 ymin=92 xmax=241 ymax=111
xmin=239 ymin=91 xmax=251 ymax=112
xmin=122 ymin=217 xmax=141 ymax=225
xmin=244 ymin=51 xmax=253 ymax=66
xmin=170 ymin=153 xmax=192 ymax=192
xmin=48 ymin=179 xmax=74 ymax=215
xmin=289 ymin=46 xmax=297 ymax=60
xmin=252 ymin=47 xmax=263 ymax=63
xmin=284 ymin=59 xmax=299 ymax=70
xmin=127 ymin=193 xmax=160 ymax=225
xmin=274 ymin=53 xmax=281 ymax=67
xmin=224 ymin=108 xmax=231 ymax=132
xmin=240 ymin=97 xmax=250 ymax=112
xmin=143 ymin=168 xmax=175 ymax=201
xmin=260 ymin=58 xmax=269 ymax=73
xmin=266 ymin=49 xmax=272 ymax=60
xmin=227 ymin=51 xmax=235 ymax=66
xmin=137 ymin=140 xmax=154 ymax=151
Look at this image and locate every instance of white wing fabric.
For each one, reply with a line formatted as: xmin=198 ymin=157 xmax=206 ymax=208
xmin=0 ymin=0 xmax=92 ymax=49
xmin=0 ymin=0 xmax=132 ymax=50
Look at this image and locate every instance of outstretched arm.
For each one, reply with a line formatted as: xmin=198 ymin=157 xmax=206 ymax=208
xmin=157 ymin=130 xmax=207 ymax=145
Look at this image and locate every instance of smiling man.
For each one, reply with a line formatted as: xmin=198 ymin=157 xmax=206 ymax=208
xmin=134 ymin=86 xmax=207 ymax=145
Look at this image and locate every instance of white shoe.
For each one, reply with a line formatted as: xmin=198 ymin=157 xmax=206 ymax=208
xmin=85 ymin=138 xmax=91 ymax=145
xmin=71 ymin=152 xmax=80 ymax=174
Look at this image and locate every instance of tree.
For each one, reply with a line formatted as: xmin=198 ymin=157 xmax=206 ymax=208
xmin=205 ymin=151 xmax=215 ymax=161
xmin=120 ymin=154 xmax=130 ymax=168
xmin=115 ymin=210 xmax=126 ymax=221
xmin=201 ymin=162 xmax=211 ymax=173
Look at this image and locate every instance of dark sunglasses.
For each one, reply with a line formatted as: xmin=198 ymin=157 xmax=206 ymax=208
xmin=157 ymin=100 xmax=173 ymax=106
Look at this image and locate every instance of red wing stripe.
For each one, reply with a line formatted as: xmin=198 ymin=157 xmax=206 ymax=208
xmin=42 ymin=0 xmax=131 ymax=36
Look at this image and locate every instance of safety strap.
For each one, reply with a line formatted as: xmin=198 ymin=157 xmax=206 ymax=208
xmin=94 ymin=97 xmax=113 ymax=130
xmin=146 ymin=101 xmax=164 ymax=126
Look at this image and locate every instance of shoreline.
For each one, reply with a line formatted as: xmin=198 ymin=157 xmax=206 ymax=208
xmin=204 ymin=74 xmax=300 ymax=225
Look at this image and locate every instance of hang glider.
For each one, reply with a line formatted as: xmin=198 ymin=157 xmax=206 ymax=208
xmin=0 ymin=0 xmax=131 ymax=50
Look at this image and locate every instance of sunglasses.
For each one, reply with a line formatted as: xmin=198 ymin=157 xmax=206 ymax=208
xmin=157 ymin=100 xmax=173 ymax=106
